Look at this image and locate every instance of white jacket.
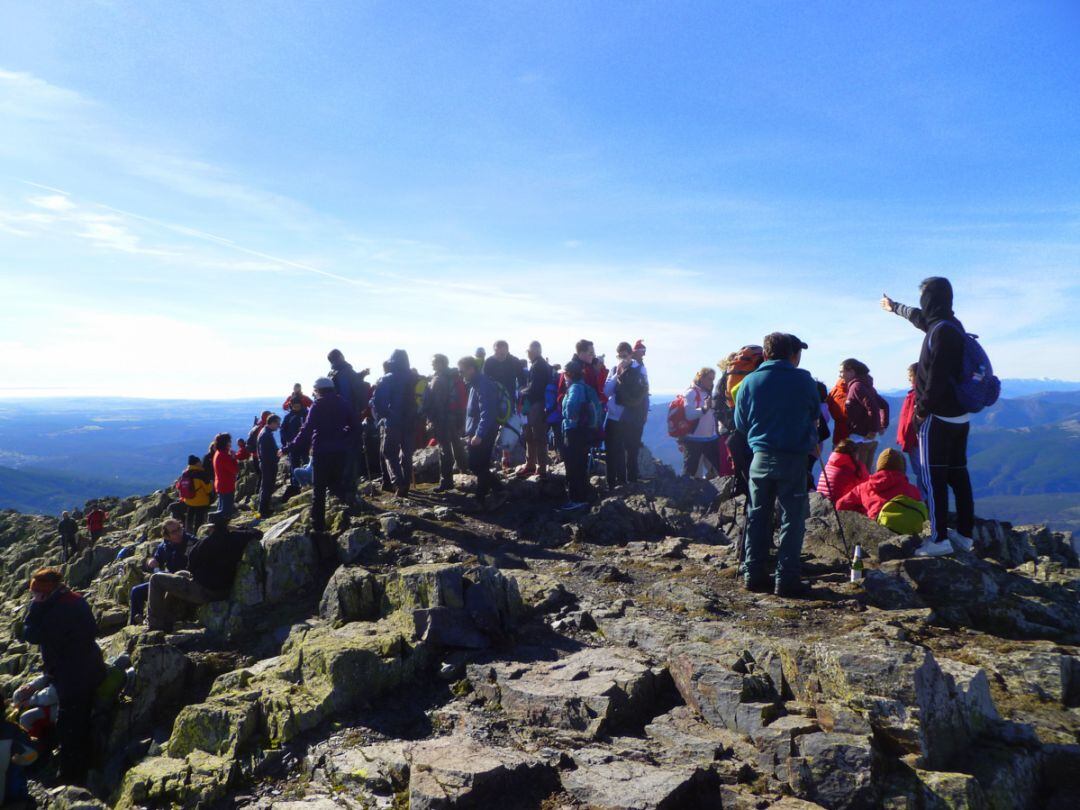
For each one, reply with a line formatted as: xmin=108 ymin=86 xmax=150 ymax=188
xmin=683 ymin=384 xmax=718 ymax=441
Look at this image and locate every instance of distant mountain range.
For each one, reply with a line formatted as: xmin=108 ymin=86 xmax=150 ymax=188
xmin=1 ymin=383 xmax=1078 ymax=533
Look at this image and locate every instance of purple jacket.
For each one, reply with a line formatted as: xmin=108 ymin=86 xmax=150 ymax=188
xmin=845 ymin=376 xmax=889 ymax=436
xmin=286 ymin=391 xmax=356 ymax=455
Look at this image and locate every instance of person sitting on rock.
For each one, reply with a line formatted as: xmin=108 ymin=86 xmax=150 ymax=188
xmin=0 ymin=693 xmax=38 ymax=803
xmin=57 ymin=511 xmax=79 ymax=562
xmin=257 ymin=414 xmax=282 ymax=517
xmin=145 ymin=514 xmax=262 ymax=632
xmin=816 ymin=439 xmax=869 ymax=504
xmin=837 ymin=448 xmax=923 ymax=521
xmin=282 ymin=377 xmax=358 ymax=533
xmin=129 ymin=518 xmax=193 ymax=625
xmin=19 ymin=568 xmax=106 ymax=786
xmin=459 ymin=356 xmax=507 ymax=511
xmin=735 ymin=332 xmax=820 ymax=598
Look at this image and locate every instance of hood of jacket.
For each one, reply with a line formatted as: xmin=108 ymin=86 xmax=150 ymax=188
xmin=919 ymin=277 xmax=954 ymax=323
xmin=388 ymin=349 xmax=411 ymax=374
xmin=826 ymin=452 xmax=859 ymax=471
xmin=865 ymin=469 xmax=909 ymax=493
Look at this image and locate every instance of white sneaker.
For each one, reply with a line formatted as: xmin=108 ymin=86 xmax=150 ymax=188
xmin=947 ymin=529 xmax=974 ymax=553
xmin=914 ymin=538 xmax=954 ymax=558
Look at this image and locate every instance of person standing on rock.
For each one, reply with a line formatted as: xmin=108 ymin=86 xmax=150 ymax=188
xmin=85 ymin=506 xmax=107 ymax=547
xmin=145 ymin=515 xmax=262 ymax=632
xmin=896 ymin=362 xmax=927 ymax=500
xmin=283 ymin=377 xmax=358 ymax=533
xmin=882 ymin=278 xmax=977 ymax=557
xmin=177 ymin=454 xmax=213 ymax=533
xmin=561 ymin=359 xmax=603 ymax=511
xmin=735 ymin=332 xmax=820 ymax=597
xmin=20 ymin=568 xmax=105 ymax=786
xmin=210 ymin=433 xmax=239 ymax=519
xmin=282 ymin=382 xmax=313 ymax=411
xmin=372 ymin=349 xmax=418 ymax=498
xmin=681 ymin=368 xmax=722 ymax=478
xmin=281 ymin=396 xmax=310 ymax=471
xmin=57 ymin=511 xmax=79 ymax=562
xmin=484 ymin=340 xmax=528 ymax=472
xmin=129 ymin=518 xmax=193 ymax=624
xmin=428 ymin=354 xmax=469 ymax=492
xmin=517 ymin=341 xmax=553 ymax=480
xmin=838 ymin=358 xmax=889 ymax=471
xmin=327 ymin=349 xmax=371 ymax=489
xmin=257 ymin=414 xmax=282 ymax=517
xmin=603 ymin=342 xmax=649 ymax=487
xmin=459 ymin=356 xmax=508 ymax=511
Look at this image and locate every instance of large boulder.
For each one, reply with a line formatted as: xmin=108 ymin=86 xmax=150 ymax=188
xmin=319 ymin=567 xmax=380 ymax=625
xmin=407 ymin=735 xmax=557 ymax=810
xmin=788 ymin=732 xmax=878 ymax=809
xmin=468 ymin=647 xmax=670 ymax=738
xmin=261 ymin=517 xmax=316 ymax=603
xmin=411 ymin=447 xmax=442 ymax=485
xmin=668 ymin=641 xmax=781 ymax=736
xmin=561 ymin=746 xmax=716 ymax=809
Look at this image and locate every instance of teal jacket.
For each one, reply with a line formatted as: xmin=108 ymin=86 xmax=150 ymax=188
xmin=734 ymin=360 xmax=820 ymax=455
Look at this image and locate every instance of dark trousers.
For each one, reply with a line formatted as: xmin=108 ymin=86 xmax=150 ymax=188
xmin=287 ymin=447 xmax=309 ymax=471
xmin=622 ymin=410 xmax=645 ymax=482
xmin=467 ymin=432 xmax=501 ymax=500
xmin=184 ymin=505 xmax=208 ymax=533
xmin=918 ymin=416 xmax=974 ymax=541
xmin=60 ymin=533 xmax=78 ymax=562
xmin=381 ymin=423 xmax=415 ymax=490
xmin=89 ymin=528 xmax=103 ymax=546
xmin=683 ymin=439 xmax=722 ymax=477
xmin=565 ymin=427 xmax=591 ymax=503
xmin=259 ymin=458 xmax=278 ymax=516
xmin=130 ymin=581 xmax=150 ymax=623
xmin=605 ymin=418 xmax=627 ymax=486
xmin=434 ymin=419 xmax=468 ymax=485
xmin=525 ymin=402 xmax=549 ymax=473
xmin=312 ymin=450 xmax=348 ymax=532
xmin=251 ymin=457 xmax=262 ymax=491
xmin=58 ymin=691 xmax=95 ymax=785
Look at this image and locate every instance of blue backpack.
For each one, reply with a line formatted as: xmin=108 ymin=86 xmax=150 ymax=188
xmin=930 ymin=321 xmax=1001 ymax=413
xmin=544 ymin=370 xmax=561 ymax=425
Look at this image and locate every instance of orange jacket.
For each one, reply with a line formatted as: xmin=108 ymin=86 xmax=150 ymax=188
xmin=827 ymin=380 xmax=849 ymax=444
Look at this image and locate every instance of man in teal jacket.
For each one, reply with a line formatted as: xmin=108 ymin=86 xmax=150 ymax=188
xmin=735 ymin=332 xmax=820 ymax=597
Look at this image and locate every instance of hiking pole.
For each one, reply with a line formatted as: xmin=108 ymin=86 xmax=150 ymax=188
xmin=816 ymin=453 xmax=851 ymax=558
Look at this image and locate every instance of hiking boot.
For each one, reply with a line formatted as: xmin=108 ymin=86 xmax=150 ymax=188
xmin=434 ymin=481 xmax=454 ymax=493
xmin=774 ymin=579 xmax=813 ymax=599
xmin=914 ymin=538 xmax=954 ymax=558
xmin=741 ymin=575 xmax=772 ymax=594
xmin=947 ymin=529 xmax=974 ymax=553
xmin=514 ymin=465 xmax=536 ymax=479
xmin=396 ymin=486 xmax=410 ymax=499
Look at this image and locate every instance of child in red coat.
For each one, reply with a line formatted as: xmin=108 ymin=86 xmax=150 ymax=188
xmin=837 ymin=448 xmax=922 ymax=520
xmin=816 ymin=440 xmax=869 ymax=503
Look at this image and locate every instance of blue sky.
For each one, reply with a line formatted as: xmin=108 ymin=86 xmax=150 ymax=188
xmin=1 ymin=1 xmax=1078 ymax=398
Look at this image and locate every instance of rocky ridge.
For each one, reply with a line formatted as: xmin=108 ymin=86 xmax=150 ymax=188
xmin=0 ymin=447 xmax=1076 ymax=809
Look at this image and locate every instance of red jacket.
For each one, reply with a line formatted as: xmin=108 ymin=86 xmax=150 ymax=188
xmin=827 ymin=381 xmax=849 ymax=444
xmin=837 ymin=470 xmax=922 ymax=520
xmin=897 ymin=389 xmax=918 ymax=452
xmin=816 ymin=452 xmax=869 ymax=503
xmin=86 ymin=509 xmax=107 ymax=532
xmin=283 ymin=394 xmax=313 ymax=411
xmin=213 ymin=450 xmax=239 ymax=495
xmin=556 ymin=360 xmax=608 ymax=410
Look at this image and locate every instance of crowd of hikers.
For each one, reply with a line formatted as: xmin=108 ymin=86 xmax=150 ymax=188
xmin=23 ymin=276 xmax=998 ymax=791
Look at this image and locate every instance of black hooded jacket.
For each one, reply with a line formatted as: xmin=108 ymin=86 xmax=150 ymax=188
xmin=893 ymin=277 xmax=967 ymax=418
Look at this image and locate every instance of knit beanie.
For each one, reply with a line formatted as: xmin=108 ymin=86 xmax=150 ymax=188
xmin=876 ymin=448 xmax=906 ymax=473
xmin=29 ymin=568 xmax=63 ymax=596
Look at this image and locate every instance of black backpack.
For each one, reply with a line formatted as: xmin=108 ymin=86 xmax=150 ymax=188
xmin=615 ymin=365 xmax=648 ymax=408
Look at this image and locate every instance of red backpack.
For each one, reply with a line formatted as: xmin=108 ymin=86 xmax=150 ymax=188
xmin=175 ymin=470 xmax=196 ymax=501
xmin=667 ymin=394 xmax=699 ymax=439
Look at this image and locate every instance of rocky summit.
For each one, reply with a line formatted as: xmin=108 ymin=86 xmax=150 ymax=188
xmin=1 ymin=448 xmax=1078 ymax=810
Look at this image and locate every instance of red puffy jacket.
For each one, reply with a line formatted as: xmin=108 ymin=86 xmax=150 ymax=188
xmin=86 ymin=509 xmax=107 ymax=532
xmin=213 ymin=450 xmax=239 ymax=495
xmin=556 ymin=360 xmax=608 ymax=409
xmin=837 ymin=470 xmax=922 ymax=520
xmin=816 ymin=452 xmax=869 ymax=503
xmin=896 ymin=390 xmax=918 ymax=453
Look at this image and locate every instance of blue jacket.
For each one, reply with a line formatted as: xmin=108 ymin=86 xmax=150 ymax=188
xmin=152 ymin=533 xmax=193 ymax=573
xmin=372 ymin=349 xmax=415 ymax=430
xmin=465 ymin=373 xmax=499 ymax=440
xmin=280 ymin=409 xmax=307 ymax=448
xmin=562 ymin=381 xmax=601 ymax=434
xmin=287 ymin=391 xmax=355 ymax=456
xmin=23 ymin=588 xmax=106 ymax=700
xmin=734 ymin=360 xmax=820 ymax=455
xmin=257 ymin=425 xmax=279 ymax=466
